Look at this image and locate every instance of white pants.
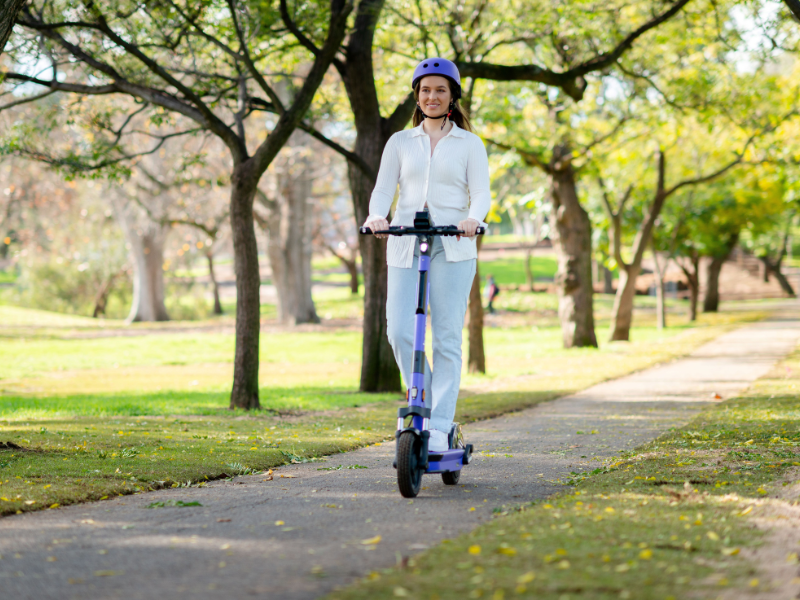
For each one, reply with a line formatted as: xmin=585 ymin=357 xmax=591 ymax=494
xmin=386 ymin=237 xmax=476 ymax=432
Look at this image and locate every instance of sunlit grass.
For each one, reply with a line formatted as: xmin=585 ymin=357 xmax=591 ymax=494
xmin=0 ymin=300 xmax=776 ymax=516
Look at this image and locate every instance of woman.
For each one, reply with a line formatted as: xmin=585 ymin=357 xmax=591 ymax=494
xmin=363 ymin=58 xmax=491 ymax=452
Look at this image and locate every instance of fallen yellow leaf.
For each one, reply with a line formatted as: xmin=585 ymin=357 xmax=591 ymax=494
xmin=49 ymin=504 xmax=59 ymax=509
xmin=497 ymin=546 xmax=517 ymax=556
xmin=706 ymin=531 xmax=719 ymax=541
xmin=468 ymin=545 xmax=481 ymax=555
xmin=721 ymin=547 xmax=740 ymax=556
xmin=639 ymin=549 xmax=653 ymax=560
xmin=361 ymin=535 xmax=382 ymax=545
xmin=517 ymin=572 xmax=535 ymax=584
xmin=739 ymin=506 xmax=753 ymax=516
xmin=274 ymin=520 xmax=284 ymax=526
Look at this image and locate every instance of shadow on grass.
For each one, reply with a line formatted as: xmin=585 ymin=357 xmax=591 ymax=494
xmin=0 ymin=387 xmax=403 ymax=419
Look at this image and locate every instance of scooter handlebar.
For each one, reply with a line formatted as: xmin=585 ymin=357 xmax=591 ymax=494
xmin=359 ymin=225 xmax=486 ymax=236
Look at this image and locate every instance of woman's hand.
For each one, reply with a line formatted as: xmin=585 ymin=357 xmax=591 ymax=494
xmin=457 ymin=218 xmax=480 ymax=240
xmin=364 ymin=215 xmax=390 ymax=239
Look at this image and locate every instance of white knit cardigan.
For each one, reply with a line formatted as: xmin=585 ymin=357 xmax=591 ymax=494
xmin=367 ymin=122 xmax=491 ymax=269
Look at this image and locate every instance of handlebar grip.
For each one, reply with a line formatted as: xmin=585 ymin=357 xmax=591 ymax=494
xmin=476 ymin=227 xmax=485 ymax=235
xmin=359 ymin=227 xmax=372 ymax=235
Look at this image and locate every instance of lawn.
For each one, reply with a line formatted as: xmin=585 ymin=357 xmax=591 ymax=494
xmin=480 ymin=255 xmax=557 ymax=286
xmin=0 ymin=296 xmax=777 ymax=516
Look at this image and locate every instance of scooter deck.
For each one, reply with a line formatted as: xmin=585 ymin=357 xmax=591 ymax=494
xmin=425 ymin=445 xmax=472 ymax=474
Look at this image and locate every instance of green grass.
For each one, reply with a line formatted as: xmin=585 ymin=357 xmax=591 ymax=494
xmin=327 ymin=346 xmax=800 ymax=600
xmin=0 ymin=269 xmax=16 ymax=284
xmin=481 ymin=256 xmax=557 ymax=286
xmin=0 ymin=300 xmax=772 ymax=516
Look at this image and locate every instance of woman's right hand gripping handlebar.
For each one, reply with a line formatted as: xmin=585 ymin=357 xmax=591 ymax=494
xmin=363 ymin=215 xmax=390 ymax=239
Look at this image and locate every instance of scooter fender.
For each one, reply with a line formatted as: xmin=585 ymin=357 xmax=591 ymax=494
xmin=393 ymin=428 xmax=429 ymax=470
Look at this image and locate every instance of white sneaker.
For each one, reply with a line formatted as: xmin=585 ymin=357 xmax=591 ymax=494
xmin=428 ymin=429 xmax=449 ymax=452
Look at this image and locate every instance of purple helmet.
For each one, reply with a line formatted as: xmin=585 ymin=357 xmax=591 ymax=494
xmin=411 ymin=58 xmax=461 ymax=98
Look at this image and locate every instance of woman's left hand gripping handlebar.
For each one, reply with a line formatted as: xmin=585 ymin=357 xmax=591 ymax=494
xmin=363 ymin=216 xmax=390 ymax=239
xmin=457 ymin=218 xmax=480 ymax=240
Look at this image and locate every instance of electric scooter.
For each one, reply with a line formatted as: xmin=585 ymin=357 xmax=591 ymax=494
xmin=360 ymin=211 xmax=484 ymax=498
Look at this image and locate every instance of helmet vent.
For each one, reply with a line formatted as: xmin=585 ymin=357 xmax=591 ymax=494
xmin=423 ymin=63 xmax=428 ymax=67
xmin=434 ymin=62 xmax=439 ymax=66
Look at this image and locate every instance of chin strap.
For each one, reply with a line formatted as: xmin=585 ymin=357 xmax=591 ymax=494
xmin=419 ymin=101 xmax=455 ymax=130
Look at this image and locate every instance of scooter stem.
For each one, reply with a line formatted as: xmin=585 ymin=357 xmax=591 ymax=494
xmin=409 ymin=234 xmax=430 ymax=433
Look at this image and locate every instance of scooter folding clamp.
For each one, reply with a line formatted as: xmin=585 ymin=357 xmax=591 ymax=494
xmin=397 ymin=406 xmax=432 ymax=420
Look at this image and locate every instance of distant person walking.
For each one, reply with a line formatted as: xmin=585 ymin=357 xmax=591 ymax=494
xmin=485 ymin=274 xmax=499 ymax=314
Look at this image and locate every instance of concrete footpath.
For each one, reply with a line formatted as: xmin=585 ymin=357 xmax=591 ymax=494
xmin=2 ymin=316 xmax=799 ymax=600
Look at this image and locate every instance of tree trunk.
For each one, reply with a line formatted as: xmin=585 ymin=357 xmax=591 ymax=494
xmin=263 ymin=134 xmax=319 ymax=325
xmin=604 ymin=155 xmax=670 ymax=342
xmin=468 ymin=237 xmax=486 ymax=373
xmin=549 ymin=145 xmax=597 ymax=348
xmin=688 ymin=277 xmax=699 ymax=321
xmin=760 ymin=257 xmax=797 ymax=296
xmin=651 ymin=246 xmax=666 ymax=330
xmin=0 ymin=0 xmax=25 ymax=56
xmin=603 ymin=267 xmax=614 ymax=294
xmin=524 ymin=245 xmax=534 ymax=291
xmin=349 ymin=155 xmax=399 ymax=391
xmin=703 ymin=233 xmax=739 ymax=313
xmin=679 ymin=256 xmax=700 ymax=322
xmin=206 ymin=251 xmax=223 ymax=315
xmin=340 ymin=2 xmax=411 ymax=392
xmin=343 ymin=253 xmax=359 ymax=294
xmin=327 ymin=249 xmax=360 ymax=295
xmin=122 ymin=223 xmax=170 ymax=323
xmin=92 ymin=268 xmax=125 ymax=318
xmin=609 ymin=265 xmax=638 ymax=340
xmin=772 ymin=267 xmax=797 ymax=296
xmin=229 ymin=164 xmax=261 ymax=410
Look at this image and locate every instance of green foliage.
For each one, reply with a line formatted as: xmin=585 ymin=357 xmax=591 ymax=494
xmin=12 ymin=259 xmax=131 ymax=318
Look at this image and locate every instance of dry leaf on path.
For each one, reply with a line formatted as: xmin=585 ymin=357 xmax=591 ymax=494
xmin=361 ymin=535 xmax=382 ymax=545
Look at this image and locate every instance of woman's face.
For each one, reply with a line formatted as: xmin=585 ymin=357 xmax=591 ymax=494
xmin=418 ymin=75 xmax=452 ymax=118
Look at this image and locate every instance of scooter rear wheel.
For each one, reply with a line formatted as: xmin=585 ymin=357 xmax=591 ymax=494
xmin=441 ymin=470 xmax=460 ymax=485
xmin=397 ymin=431 xmax=423 ymax=498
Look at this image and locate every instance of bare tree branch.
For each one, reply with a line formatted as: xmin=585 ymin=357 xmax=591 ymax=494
xmin=457 ymin=0 xmax=693 ymax=101
xmin=485 ymin=138 xmax=552 ymax=174
xmin=296 ymin=122 xmax=375 ymax=182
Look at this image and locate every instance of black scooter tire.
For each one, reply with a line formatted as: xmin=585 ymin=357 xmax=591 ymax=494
xmin=441 ymin=470 xmax=460 ymax=485
xmin=397 ymin=431 xmax=423 ymax=498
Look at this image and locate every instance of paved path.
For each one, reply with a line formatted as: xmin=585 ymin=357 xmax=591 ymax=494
xmin=2 ymin=317 xmax=799 ymax=600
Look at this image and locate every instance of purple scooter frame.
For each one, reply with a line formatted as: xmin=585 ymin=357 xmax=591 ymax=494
xmin=360 ymin=211 xmax=483 ymax=497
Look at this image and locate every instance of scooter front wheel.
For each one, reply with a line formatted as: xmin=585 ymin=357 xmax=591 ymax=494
xmin=397 ymin=431 xmax=423 ymax=498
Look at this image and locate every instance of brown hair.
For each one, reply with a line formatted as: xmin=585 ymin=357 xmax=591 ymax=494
xmin=412 ymin=77 xmax=473 ymax=132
